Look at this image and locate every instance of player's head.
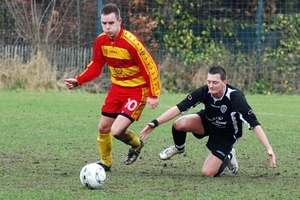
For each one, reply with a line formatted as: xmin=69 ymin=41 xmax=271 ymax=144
xmin=100 ymin=3 xmax=122 ymax=40
xmin=207 ymin=66 xmax=228 ymax=98
xmin=208 ymin=66 xmax=227 ymax=81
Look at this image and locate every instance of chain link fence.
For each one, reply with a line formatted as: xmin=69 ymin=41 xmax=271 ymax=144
xmin=0 ymin=0 xmax=299 ymax=93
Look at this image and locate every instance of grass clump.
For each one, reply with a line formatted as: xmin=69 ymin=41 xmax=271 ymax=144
xmin=0 ymin=51 xmax=63 ymax=91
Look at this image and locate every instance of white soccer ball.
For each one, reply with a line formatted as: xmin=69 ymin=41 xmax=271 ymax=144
xmin=80 ymin=163 xmax=106 ymax=189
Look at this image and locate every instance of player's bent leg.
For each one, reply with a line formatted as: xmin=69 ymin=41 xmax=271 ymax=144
xmin=111 ymin=116 xmax=145 ymax=165
xmin=202 ymin=152 xmax=224 ymax=177
xmin=174 ymin=113 xmax=207 ymax=139
xmin=110 ymin=115 xmax=132 ymax=144
xmin=174 ymin=114 xmax=204 ymax=134
xmin=124 ymin=129 xmax=141 ymax=149
xmin=171 ymin=124 xmax=187 ymax=147
xmin=158 ymin=123 xmax=186 ymax=160
xmin=160 ymin=114 xmax=205 ymax=160
xmin=124 ymin=130 xmax=144 ymax=165
xmin=112 ymin=129 xmax=143 ymax=165
xmin=214 ymin=157 xmax=229 ymax=177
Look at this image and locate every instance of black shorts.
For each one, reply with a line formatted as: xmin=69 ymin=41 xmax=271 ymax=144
xmin=193 ymin=110 xmax=234 ymax=161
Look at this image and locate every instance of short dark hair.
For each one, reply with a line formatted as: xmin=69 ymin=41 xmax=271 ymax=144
xmin=101 ymin=3 xmax=121 ymax=19
xmin=209 ymin=66 xmax=227 ymax=81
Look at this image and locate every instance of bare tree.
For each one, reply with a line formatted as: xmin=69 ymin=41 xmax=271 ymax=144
xmin=5 ymin=0 xmax=76 ymax=48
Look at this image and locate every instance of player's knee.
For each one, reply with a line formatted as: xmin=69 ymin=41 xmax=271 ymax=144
xmin=110 ymin=127 xmax=120 ymax=137
xmin=110 ymin=124 xmax=129 ymax=138
xmin=173 ymin=119 xmax=186 ymax=131
xmin=201 ymin=168 xmax=217 ymax=177
xmin=98 ymin=124 xmax=111 ymax=134
xmin=111 ymin=129 xmax=130 ymax=143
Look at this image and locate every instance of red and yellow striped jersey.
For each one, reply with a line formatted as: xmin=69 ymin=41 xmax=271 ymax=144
xmin=76 ymin=28 xmax=160 ymax=97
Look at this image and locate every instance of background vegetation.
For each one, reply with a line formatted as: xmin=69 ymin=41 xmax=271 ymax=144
xmin=0 ymin=91 xmax=299 ymax=199
xmin=0 ymin=0 xmax=300 ymax=93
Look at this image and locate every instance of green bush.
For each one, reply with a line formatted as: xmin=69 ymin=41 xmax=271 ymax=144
xmin=153 ymin=1 xmax=300 ymax=94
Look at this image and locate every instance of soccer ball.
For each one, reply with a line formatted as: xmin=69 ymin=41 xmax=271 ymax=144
xmin=80 ymin=163 xmax=106 ymax=189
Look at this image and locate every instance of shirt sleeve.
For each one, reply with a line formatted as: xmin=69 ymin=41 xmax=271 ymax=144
xmin=231 ymin=91 xmax=261 ymax=129
xmin=176 ymin=86 xmax=208 ymax=114
xmin=129 ymin=38 xmax=160 ymax=97
xmin=76 ymin=36 xmax=106 ymax=85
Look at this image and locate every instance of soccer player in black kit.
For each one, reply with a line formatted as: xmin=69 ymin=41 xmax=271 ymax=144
xmin=140 ymin=66 xmax=276 ymax=177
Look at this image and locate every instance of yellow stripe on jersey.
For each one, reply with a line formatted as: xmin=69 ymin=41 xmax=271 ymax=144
xmin=111 ymin=76 xmax=146 ymax=87
xmin=102 ymin=46 xmax=132 ymax=60
xmin=108 ymin=65 xmax=141 ymax=78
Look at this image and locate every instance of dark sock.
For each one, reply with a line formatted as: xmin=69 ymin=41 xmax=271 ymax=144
xmin=214 ymin=156 xmax=230 ymax=177
xmin=172 ymin=124 xmax=186 ymax=148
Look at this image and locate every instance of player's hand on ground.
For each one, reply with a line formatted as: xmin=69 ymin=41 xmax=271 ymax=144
xmin=147 ymin=97 xmax=159 ymax=109
xmin=64 ymin=78 xmax=78 ymax=90
xmin=140 ymin=123 xmax=155 ymax=140
xmin=268 ymin=149 xmax=276 ymax=168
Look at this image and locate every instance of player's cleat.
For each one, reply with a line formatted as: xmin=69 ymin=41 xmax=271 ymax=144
xmin=124 ymin=139 xmax=144 ymax=165
xmin=159 ymin=145 xmax=185 ymax=160
xmin=96 ymin=161 xmax=111 ymax=172
xmin=227 ymin=148 xmax=239 ymax=175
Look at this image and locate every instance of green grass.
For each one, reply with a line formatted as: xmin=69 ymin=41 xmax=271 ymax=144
xmin=0 ymin=90 xmax=299 ymax=200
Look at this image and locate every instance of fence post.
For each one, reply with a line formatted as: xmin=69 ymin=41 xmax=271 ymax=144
xmin=256 ymin=0 xmax=263 ymax=78
xmin=97 ymin=0 xmax=103 ymax=36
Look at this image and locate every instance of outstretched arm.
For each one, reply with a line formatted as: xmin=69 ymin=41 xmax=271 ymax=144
xmin=140 ymin=106 xmax=181 ymax=140
xmin=253 ymin=125 xmax=276 ymax=168
xmin=64 ymin=78 xmax=78 ymax=90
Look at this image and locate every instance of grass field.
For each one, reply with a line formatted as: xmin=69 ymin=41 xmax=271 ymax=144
xmin=0 ymin=90 xmax=299 ymax=200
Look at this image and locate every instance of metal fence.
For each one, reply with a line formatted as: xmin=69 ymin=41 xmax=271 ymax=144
xmin=0 ymin=0 xmax=300 ymax=93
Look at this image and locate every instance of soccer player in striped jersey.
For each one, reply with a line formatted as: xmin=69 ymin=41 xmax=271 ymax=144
xmin=140 ymin=66 xmax=276 ymax=177
xmin=65 ymin=3 xmax=160 ymax=171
